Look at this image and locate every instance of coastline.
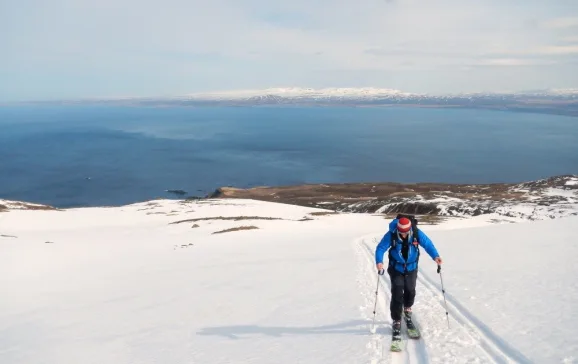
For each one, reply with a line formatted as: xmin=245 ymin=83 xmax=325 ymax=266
xmin=3 ymin=174 xmax=577 ymax=221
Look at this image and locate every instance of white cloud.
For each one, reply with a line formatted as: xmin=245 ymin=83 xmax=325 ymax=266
xmin=474 ymin=58 xmax=541 ymax=67
xmin=1 ymin=0 xmax=578 ymax=99
xmin=537 ymin=45 xmax=578 ymax=55
xmin=562 ymin=36 xmax=578 ymax=43
xmin=542 ymin=16 xmax=578 ymax=29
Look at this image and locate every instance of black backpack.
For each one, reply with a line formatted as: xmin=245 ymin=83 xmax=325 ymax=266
xmin=388 ymin=214 xmax=421 ymax=268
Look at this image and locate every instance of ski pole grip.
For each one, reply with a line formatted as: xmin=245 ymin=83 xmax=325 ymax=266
xmin=437 ymin=265 xmax=441 ymax=273
xmin=378 ymin=269 xmax=384 ymax=275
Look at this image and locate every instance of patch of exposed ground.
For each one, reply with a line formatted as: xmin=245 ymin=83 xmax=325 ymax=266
xmin=169 ymin=216 xmax=284 ymax=225
xmin=0 ymin=201 xmax=57 ymax=211
xmin=212 ymin=226 xmax=259 ymax=234
xmin=308 ymin=211 xmax=340 ymax=216
xmin=207 ymin=181 xmax=519 ymax=212
xmin=174 ymin=243 xmax=194 ymax=249
xmin=137 ymin=202 xmax=162 ymax=211
xmin=192 ymin=200 xmax=247 ymax=207
xmin=170 ymin=212 xmax=343 ymax=226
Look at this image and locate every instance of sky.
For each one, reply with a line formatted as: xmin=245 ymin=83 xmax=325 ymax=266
xmin=1 ymin=0 xmax=578 ymax=101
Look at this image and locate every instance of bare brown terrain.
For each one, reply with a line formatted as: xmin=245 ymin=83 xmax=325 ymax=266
xmin=0 ymin=201 xmax=58 ymax=212
xmin=206 ymin=181 xmax=516 ymax=212
xmin=212 ymin=226 xmax=259 ymax=234
xmin=205 ymin=175 xmax=578 ymax=217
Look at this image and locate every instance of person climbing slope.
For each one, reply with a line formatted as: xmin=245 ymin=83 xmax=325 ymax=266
xmin=375 ymin=214 xmax=442 ymax=345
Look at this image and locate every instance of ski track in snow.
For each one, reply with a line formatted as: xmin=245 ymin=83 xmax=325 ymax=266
xmin=356 ymin=236 xmax=429 ymax=364
xmin=416 ymin=269 xmax=532 ymax=364
xmin=356 ymin=235 xmax=530 ymax=364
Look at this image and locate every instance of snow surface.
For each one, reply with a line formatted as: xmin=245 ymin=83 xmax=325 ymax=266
xmin=1 ymin=198 xmax=577 ymax=363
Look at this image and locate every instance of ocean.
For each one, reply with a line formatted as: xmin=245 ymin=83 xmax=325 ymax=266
xmin=0 ymin=105 xmax=577 ymax=208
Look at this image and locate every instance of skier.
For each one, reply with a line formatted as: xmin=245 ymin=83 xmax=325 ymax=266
xmin=375 ymin=215 xmax=442 ymax=342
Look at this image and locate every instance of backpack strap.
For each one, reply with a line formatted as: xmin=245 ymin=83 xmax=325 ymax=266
xmin=388 ymin=232 xmax=396 ymax=268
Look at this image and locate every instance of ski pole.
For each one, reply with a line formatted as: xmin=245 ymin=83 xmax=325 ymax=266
xmin=437 ymin=264 xmax=450 ymax=329
xmin=370 ymin=272 xmax=382 ymax=333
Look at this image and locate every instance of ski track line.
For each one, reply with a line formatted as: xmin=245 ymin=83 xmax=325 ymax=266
xmin=354 ymin=235 xmax=392 ymax=364
xmin=366 ymin=239 xmax=430 ymax=364
xmin=357 ymin=235 xmax=430 ymax=364
xmin=362 ymin=236 xmax=508 ymax=363
xmin=361 ymin=235 xmax=518 ymax=363
xmin=354 ymin=234 xmax=396 ymax=364
xmin=416 ymin=268 xmax=533 ymax=364
xmin=359 ymin=235 xmax=525 ymax=364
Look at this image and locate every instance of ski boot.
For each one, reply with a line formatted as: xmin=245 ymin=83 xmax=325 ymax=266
xmin=403 ymin=307 xmax=420 ymax=339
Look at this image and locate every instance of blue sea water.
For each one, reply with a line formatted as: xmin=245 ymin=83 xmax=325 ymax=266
xmin=0 ymin=105 xmax=576 ymax=208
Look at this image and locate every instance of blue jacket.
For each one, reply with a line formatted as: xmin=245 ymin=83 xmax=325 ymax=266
xmin=375 ymin=219 xmax=440 ymax=273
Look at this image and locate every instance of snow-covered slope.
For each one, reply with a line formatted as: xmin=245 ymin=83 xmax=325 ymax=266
xmin=1 ymin=198 xmax=576 ymax=363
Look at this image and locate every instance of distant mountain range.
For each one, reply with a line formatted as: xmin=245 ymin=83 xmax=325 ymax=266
xmin=17 ymin=87 xmax=578 ymax=116
xmin=182 ymin=87 xmax=578 ymax=100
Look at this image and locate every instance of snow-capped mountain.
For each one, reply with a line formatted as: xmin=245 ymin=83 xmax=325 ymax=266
xmin=186 ymin=87 xmax=416 ymax=100
xmin=179 ymin=87 xmax=578 ymax=116
xmin=183 ymin=87 xmax=578 ymax=102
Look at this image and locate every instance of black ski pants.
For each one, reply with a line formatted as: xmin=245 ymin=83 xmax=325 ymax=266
xmin=387 ymin=266 xmax=418 ymax=321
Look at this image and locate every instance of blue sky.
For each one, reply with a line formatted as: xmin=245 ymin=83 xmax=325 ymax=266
xmin=1 ymin=0 xmax=577 ymax=101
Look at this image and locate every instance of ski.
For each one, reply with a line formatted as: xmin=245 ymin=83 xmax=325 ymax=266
xmin=390 ymin=339 xmax=402 ymax=352
xmin=404 ymin=311 xmax=421 ymax=339
xmin=390 ymin=321 xmax=403 ymax=352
